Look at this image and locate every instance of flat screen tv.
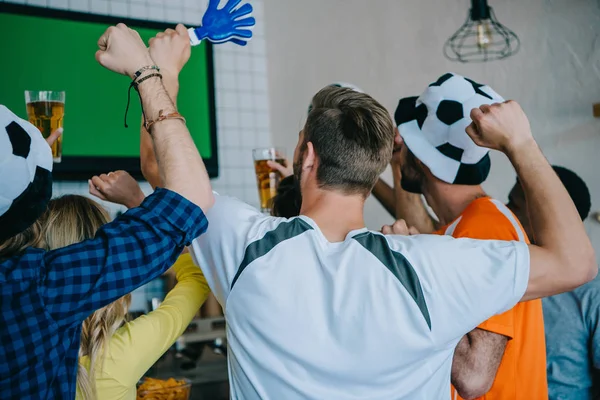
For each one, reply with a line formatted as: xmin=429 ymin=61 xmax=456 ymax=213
xmin=0 ymin=3 xmax=218 ymax=179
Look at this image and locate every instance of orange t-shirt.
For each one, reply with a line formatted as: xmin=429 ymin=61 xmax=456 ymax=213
xmin=436 ymin=197 xmax=547 ymax=400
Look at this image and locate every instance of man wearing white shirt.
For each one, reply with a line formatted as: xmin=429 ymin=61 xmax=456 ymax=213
xmin=147 ymin=83 xmax=596 ymax=399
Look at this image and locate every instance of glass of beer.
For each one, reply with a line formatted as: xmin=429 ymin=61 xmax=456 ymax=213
xmin=25 ymin=90 xmax=65 ymax=163
xmin=253 ymin=147 xmax=286 ymax=214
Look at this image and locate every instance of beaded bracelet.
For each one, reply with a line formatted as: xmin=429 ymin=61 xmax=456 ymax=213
xmin=132 ymin=65 xmax=160 ymax=81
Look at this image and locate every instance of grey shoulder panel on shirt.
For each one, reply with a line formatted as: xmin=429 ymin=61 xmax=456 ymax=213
xmin=230 ymin=218 xmax=313 ymax=290
xmin=353 ymin=232 xmax=432 ymax=330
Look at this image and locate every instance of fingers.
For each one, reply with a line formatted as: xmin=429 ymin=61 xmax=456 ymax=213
xmin=45 ymin=127 xmax=63 ymax=146
xmin=479 ymin=104 xmax=491 ymax=114
xmin=465 ymin=122 xmax=479 ymax=139
xmin=224 ymin=0 xmax=243 ymax=12
xmin=470 ymin=107 xmax=485 ymax=123
xmin=408 ymin=226 xmax=420 ymax=235
xmin=207 ymin=0 xmax=220 ymax=10
xmin=165 ymin=28 xmax=176 ymax=35
xmin=392 ymin=219 xmax=409 ymax=235
xmin=99 ymin=174 xmax=112 ymax=185
xmin=381 ymin=220 xmax=419 ymax=236
xmin=381 ymin=225 xmax=393 ymax=235
xmin=91 ymin=176 xmax=110 ymax=194
xmin=88 ymin=179 xmax=107 ymax=200
xmin=231 ymin=3 xmax=253 ymax=19
xmin=232 ymin=27 xmax=254 ymax=39
xmin=96 ymin=26 xmax=113 ymax=66
xmin=175 ymin=24 xmax=188 ymax=36
xmin=267 ymin=160 xmax=292 ymax=177
xmin=233 ymin=17 xmax=256 ymax=28
xmin=229 ymin=38 xmax=248 ymax=46
xmin=97 ymin=26 xmax=113 ymax=50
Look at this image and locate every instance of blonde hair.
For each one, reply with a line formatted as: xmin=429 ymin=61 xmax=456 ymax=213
xmin=40 ymin=195 xmax=131 ymax=400
xmin=0 ymin=219 xmax=43 ymax=259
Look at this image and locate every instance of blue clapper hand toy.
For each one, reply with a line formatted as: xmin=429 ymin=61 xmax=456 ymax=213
xmin=188 ymin=0 xmax=255 ymax=47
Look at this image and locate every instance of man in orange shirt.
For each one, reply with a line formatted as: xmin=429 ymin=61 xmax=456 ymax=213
xmin=376 ymin=73 xmax=547 ymax=399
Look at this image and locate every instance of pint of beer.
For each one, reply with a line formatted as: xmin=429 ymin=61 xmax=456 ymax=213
xmin=25 ymin=91 xmax=65 ymax=163
xmin=253 ymin=148 xmax=286 ymax=214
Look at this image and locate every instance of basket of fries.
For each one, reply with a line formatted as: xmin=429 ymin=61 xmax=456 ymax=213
xmin=137 ymin=377 xmax=192 ymax=400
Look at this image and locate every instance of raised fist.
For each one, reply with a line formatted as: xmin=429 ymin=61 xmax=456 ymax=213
xmin=466 ymin=100 xmax=535 ymax=154
xmin=89 ymin=170 xmax=145 ymax=209
xmin=95 ymin=23 xmax=154 ymax=78
xmin=381 ymin=219 xmax=420 ymax=236
xmin=149 ymin=24 xmax=191 ymax=78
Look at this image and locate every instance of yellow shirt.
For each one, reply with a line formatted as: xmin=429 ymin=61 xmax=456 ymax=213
xmin=76 ymin=253 xmax=210 ymax=400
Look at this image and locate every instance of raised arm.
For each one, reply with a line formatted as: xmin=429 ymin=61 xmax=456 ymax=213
xmin=43 ymin=189 xmax=207 ymax=329
xmin=467 ymin=101 xmax=597 ymax=301
xmin=390 ymin=153 xmax=437 ymax=234
xmin=371 ymin=170 xmax=437 ymax=234
xmin=140 ymin=26 xmax=189 ymax=189
xmin=96 ymin=23 xmax=213 ymax=210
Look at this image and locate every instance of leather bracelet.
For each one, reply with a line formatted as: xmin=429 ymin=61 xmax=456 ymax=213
xmin=133 ymin=73 xmax=162 ymax=88
xmin=145 ymin=110 xmax=186 ymax=132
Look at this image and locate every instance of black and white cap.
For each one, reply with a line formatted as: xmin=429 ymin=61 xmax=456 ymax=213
xmin=0 ymin=105 xmax=53 ymax=241
xmin=395 ymin=73 xmax=504 ymax=185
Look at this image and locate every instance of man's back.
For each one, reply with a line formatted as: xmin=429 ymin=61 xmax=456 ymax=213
xmin=544 ymin=273 xmax=600 ymax=400
xmin=191 ymin=195 xmax=531 ymax=399
xmin=437 ymin=197 xmax=547 ymax=400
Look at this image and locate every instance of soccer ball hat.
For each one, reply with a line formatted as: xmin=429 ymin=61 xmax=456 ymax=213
xmin=0 ymin=105 xmax=53 ymax=241
xmin=395 ymin=73 xmax=504 ymax=185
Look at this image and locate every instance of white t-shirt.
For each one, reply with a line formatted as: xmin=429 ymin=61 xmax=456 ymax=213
xmin=190 ymin=195 xmax=530 ymax=400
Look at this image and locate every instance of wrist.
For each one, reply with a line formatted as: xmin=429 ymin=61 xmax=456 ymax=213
xmin=126 ymin=190 xmax=146 ymax=209
xmin=129 ymin=56 xmax=155 ymax=80
xmin=504 ymin=136 xmax=538 ymax=160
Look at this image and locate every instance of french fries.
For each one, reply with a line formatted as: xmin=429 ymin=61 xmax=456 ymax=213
xmin=137 ymin=377 xmax=191 ymax=400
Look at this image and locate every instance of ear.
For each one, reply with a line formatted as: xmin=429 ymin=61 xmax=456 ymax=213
xmin=302 ymin=142 xmax=316 ymax=171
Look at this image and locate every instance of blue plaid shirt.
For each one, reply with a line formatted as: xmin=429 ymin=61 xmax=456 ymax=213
xmin=0 ymin=188 xmax=208 ymax=399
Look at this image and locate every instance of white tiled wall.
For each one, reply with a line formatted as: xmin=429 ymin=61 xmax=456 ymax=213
xmin=2 ymin=0 xmax=271 ymax=214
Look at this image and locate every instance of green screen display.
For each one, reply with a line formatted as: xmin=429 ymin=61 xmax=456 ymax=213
xmin=0 ymin=5 xmax=217 ymax=179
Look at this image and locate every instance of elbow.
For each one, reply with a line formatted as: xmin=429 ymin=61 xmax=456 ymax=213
xmin=568 ymin=247 xmax=598 ymax=289
xmin=140 ymin=162 xmax=161 ymax=189
xmin=204 ymin=192 xmax=215 ymax=210
xmin=580 ymin=252 xmax=598 ymax=285
xmin=454 ymin=374 xmax=494 ymax=400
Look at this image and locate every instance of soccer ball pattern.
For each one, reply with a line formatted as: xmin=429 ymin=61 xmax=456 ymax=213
xmin=396 ymin=73 xmax=504 ymax=185
xmin=0 ymin=105 xmax=52 ymax=234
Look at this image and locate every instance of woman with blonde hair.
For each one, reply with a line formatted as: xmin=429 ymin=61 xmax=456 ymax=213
xmin=41 ymin=171 xmax=210 ymax=400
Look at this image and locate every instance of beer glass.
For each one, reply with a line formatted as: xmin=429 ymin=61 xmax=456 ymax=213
xmin=253 ymin=147 xmax=286 ymax=214
xmin=25 ymin=90 xmax=65 ymax=163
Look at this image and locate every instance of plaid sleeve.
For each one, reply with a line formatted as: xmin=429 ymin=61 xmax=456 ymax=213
xmin=41 ymin=188 xmax=208 ymax=329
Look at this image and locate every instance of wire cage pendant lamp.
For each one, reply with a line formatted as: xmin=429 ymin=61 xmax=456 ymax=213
xmin=444 ymin=0 xmax=520 ymax=63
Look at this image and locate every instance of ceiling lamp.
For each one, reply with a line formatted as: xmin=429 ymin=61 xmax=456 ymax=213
xmin=444 ymin=0 xmax=520 ymax=63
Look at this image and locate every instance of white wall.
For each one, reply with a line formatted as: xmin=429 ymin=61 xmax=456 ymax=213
xmin=264 ymin=0 xmax=600 ymax=246
xmin=2 ymin=0 xmax=272 ymax=214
